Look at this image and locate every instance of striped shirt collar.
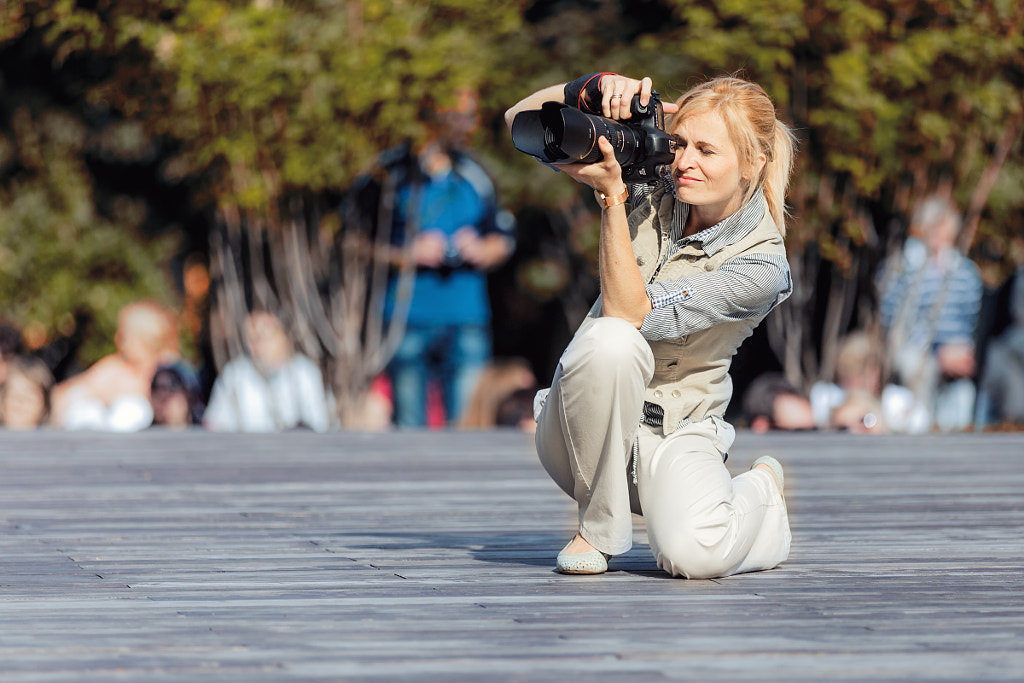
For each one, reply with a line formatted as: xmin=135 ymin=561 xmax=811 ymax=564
xmin=668 ymin=187 xmax=768 ymax=256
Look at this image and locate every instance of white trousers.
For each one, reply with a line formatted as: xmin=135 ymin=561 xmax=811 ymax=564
xmin=534 ymin=317 xmax=791 ymax=578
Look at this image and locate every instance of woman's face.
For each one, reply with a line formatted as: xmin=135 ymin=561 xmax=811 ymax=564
xmin=669 ymin=110 xmax=749 ymax=221
xmin=2 ymin=372 xmax=46 ymax=429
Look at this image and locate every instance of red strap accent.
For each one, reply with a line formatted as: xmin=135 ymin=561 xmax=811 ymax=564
xmin=579 ymin=72 xmax=613 ymax=113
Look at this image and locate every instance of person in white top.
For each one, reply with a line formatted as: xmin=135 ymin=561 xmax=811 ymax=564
xmin=51 ymin=301 xmax=180 ymax=432
xmin=204 ymin=310 xmax=334 ymax=433
xmin=809 ymin=330 xmax=930 ymax=434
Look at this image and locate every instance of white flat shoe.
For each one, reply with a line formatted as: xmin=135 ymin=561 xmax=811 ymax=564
xmin=555 ymin=538 xmax=610 ymax=575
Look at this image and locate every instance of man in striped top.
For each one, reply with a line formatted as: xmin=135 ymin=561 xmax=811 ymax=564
xmin=878 ymin=196 xmax=983 ymax=431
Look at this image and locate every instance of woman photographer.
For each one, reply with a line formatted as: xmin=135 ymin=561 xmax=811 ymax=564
xmin=504 ymin=73 xmax=796 ymax=578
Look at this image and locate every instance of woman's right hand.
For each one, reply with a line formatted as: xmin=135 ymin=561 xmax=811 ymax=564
xmin=560 ymin=136 xmax=625 ymax=198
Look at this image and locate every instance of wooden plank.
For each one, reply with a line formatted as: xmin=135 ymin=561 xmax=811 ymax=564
xmin=1 ymin=430 xmax=1022 ymax=680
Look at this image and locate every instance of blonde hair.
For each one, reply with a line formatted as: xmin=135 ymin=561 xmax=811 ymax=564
xmin=671 ymin=76 xmax=796 ymax=236
xmin=836 ymin=330 xmax=882 ymax=388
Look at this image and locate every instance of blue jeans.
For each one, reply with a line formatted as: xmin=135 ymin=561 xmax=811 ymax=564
xmin=388 ymin=324 xmax=491 ymax=428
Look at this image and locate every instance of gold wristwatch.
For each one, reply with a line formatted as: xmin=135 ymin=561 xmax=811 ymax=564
xmin=595 ymin=187 xmax=629 ymax=209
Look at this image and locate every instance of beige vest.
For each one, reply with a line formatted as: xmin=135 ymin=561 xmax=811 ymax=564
xmin=581 ymin=186 xmax=787 ymax=435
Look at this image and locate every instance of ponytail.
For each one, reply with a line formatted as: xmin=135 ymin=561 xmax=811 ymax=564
xmin=763 ymin=120 xmax=797 ymax=237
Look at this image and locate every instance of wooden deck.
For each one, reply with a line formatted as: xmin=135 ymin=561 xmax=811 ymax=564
xmin=1 ymin=429 xmax=1022 ymax=681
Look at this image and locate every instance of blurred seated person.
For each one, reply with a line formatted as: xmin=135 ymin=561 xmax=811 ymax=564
xmin=350 ymin=374 xmax=394 ymax=433
xmin=877 ymin=196 xmax=983 ymax=431
xmin=828 ymin=389 xmax=889 ymax=434
xmin=0 ymin=355 xmax=54 ymax=429
xmin=742 ymin=372 xmax=815 ymax=433
xmin=976 ymin=266 xmax=1024 ymax=428
xmin=495 ymin=387 xmax=539 ymax=434
xmin=809 ymin=331 xmax=931 ymax=434
xmin=459 ymin=357 xmax=536 ymax=430
xmin=0 ymin=322 xmax=24 ymax=388
xmin=204 ymin=310 xmax=334 ymax=432
xmin=150 ymin=361 xmax=205 ymax=429
xmin=51 ymin=301 xmax=180 ymax=431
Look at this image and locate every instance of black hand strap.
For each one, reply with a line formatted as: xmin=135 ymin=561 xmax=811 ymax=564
xmin=564 ymin=72 xmax=613 ymax=114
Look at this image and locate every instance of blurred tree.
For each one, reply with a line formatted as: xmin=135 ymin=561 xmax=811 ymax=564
xmin=510 ymin=0 xmax=1024 ymax=389
xmin=769 ymin=0 xmax=1024 ymax=386
xmin=4 ymin=0 xmax=532 ymax=424
xmin=0 ymin=19 xmax=178 ymax=368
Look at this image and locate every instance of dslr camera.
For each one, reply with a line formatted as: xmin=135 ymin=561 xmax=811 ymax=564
xmin=511 ymin=92 xmax=674 ymax=184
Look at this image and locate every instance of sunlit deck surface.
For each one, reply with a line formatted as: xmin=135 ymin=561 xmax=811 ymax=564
xmin=2 ymin=428 xmax=1022 ymax=681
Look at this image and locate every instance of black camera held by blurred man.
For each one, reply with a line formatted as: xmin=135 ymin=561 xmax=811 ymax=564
xmin=510 ymin=91 xmax=674 ymax=184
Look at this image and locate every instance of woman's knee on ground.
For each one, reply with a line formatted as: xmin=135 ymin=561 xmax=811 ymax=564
xmin=648 ymin=516 xmax=738 ymax=579
xmin=653 ymin=538 xmax=736 ymax=579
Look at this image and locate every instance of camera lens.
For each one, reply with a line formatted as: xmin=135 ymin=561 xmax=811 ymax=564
xmin=511 ymin=98 xmax=673 ymax=184
xmin=552 ymin=108 xmax=643 ymax=167
xmin=543 ymin=128 xmax=559 ymax=154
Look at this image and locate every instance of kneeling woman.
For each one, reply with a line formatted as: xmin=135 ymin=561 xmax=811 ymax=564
xmin=504 ymin=73 xmax=796 ymax=578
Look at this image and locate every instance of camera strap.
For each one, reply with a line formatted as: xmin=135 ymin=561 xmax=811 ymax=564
xmin=564 ymin=72 xmax=615 ymax=114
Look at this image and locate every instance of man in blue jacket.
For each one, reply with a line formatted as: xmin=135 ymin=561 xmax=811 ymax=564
xmin=347 ymin=89 xmax=515 ymax=427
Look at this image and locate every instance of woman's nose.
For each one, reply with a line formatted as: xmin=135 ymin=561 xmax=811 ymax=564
xmin=672 ymin=147 xmax=694 ymax=170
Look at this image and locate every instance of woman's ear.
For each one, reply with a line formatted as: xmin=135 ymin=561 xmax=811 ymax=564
xmin=743 ymin=152 xmax=767 ymax=181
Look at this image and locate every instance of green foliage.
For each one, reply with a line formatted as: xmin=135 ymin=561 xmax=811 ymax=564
xmin=2 ymin=0 xmax=533 ymax=365
xmin=0 ymin=105 xmax=177 ymax=362
xmin=81 ymin=0 xmax=531 ymax=216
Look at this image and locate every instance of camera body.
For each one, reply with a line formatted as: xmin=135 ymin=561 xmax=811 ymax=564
xmin=511 ymin=92 xmax=674 ymax=184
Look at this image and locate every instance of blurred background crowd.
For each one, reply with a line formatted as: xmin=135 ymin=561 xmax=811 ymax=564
xmin=1 ymin=1 xmax=1022 ymax=435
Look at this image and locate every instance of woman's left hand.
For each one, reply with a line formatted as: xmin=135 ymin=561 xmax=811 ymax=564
xmin=597 ymin=75 xmax=679 ymax=120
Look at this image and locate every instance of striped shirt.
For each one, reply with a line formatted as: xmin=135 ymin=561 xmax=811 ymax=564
xmin=878 ymin=238 xmax=982 ymax=349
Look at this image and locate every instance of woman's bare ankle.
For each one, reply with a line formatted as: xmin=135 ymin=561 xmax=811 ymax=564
xmin=563 ymin=534 xmax=598 ymax=554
